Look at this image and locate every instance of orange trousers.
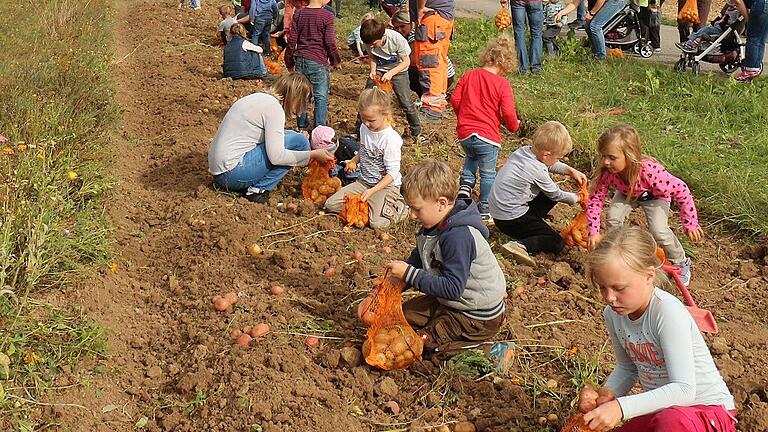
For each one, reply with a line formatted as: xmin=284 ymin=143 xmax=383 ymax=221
xmin=413 ymin=13 xmax=454 ymax=115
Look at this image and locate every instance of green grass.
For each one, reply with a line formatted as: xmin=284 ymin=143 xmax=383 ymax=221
xmin=0 ymin=0 xmax=116 ymax=428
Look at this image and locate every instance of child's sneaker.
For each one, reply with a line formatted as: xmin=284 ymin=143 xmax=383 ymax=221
xmin=414 ymin=133 xmax=430 ymax=146
xmin=680 ymin=40 xmax=699 ymax=53
xmin=734 ymin=68 xmax=762 ymax=82
xmin=499 ymin=241 xmax=536 ymax=266
xmin=480 ymin=213 xmax=494 ymax=226
xmin=676 ymin=258 xmax=692 ymax=286
xmin=488 ymin=341 xmax=515 ymax=374
xmin=457 ymin=184 xmax=472 ymax=200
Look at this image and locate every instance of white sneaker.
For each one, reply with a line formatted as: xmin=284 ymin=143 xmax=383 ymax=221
xmin=480 ymin=213 xmax=494 ymax=226
xmin=499 ymin=241 xmax=536 ymax=266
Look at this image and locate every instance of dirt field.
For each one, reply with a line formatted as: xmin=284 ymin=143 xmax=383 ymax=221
xmin=37 ymin=1 xmax=768 ymax=431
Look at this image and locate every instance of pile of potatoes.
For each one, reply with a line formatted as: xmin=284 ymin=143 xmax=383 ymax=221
xmin=495 ymin=8 xmax=512 ymax=29
xmin=363 ymin=324 xmax=423 ymax=370
xmin=301 ymin=160 xmax=341 ymax=205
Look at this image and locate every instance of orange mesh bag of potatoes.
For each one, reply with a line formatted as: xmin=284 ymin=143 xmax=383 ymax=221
xmin=561 ymin=183 xmax=589 ymax=249
xmin=361 ymin=271 xmax=424 ymax=370
xmin=495 ymin=7 xmax=512 ymax=29
xmin=560 ymin=414 xmax=595 ymax=432
xmin=302 ymin=159 xmax=341 ymax=205
xmin=339 ymin=194 xmax=369 ymax=228
xmin=607 ymin=47 xmax=624 ymax=59
xmin=373 ymin=75 xmax=393 ymax=92
xmin=677 ymin=0 xmax=700 ymax=24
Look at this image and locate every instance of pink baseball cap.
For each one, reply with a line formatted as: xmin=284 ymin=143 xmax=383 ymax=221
xmin=310 ymin=125 xmax=337 ymax=152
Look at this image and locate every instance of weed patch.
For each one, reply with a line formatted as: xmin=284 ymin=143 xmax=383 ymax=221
xmin=0 ymin=0 xmax=116 ymax=428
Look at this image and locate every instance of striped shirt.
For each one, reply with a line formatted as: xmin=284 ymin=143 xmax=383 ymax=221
xmin=284 ymin=6 xmax=341 ymax=69
xmin=358 ymin=124 xmax=402 ymax=187
xmin=405 ymin=29 xmax=455 ymax=78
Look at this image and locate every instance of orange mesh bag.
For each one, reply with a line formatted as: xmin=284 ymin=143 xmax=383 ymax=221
xmin=301 ymin=159 xmax=341 ymax=205
xmin=656 ymin=247 xmax=668 ymax=265
xmin=495 ymin=7 xmax=512 ymax=29
xmin=678 ymin=0 xmax=700 ymax=24
xmin=561 ymin=183 xmax=589 ymax=249
xmin=607 ymin=47 xmax=625 ymax=59
xmin=361 ymin=271 xmax=424 ymax=370
xmin=339 ymin=194 xmax=369 ymax=228
xmin=560 ymin=414 xmax=595 ymax=432
xmin=373 ymin=75 xmax=394 ymax=92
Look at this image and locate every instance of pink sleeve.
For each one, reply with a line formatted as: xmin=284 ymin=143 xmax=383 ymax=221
xmin=499 ymin=80 xmax=520 ymax=133
xmin=586 ymin=173 xmax=614 ymax=235
xmin=643 ymin=161 xmax=700 ymax=231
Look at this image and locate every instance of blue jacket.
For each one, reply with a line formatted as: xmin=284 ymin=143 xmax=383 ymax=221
xmin=250 ymin=0 xmax=278 ymax=22
xmin=222 ymin=36 xmax=265 ymax=79
xmin=403 ymin=198 xmax=507 ymax=320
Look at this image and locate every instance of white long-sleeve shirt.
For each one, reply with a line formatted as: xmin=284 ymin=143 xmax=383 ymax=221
xmin=603 ymin=288 xmax=735 ymax=420
xmin=488 ymin=145 xmax=578 ymax=221
xmin=358 ymin=124 xmax=402 ymax=187
xmin=208 ymin=93 xmax=309 ymax=175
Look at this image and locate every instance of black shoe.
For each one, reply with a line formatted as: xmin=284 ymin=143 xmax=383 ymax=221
xmin=244 ymin=190 xmax=270 ymax=203
xmin=457 ymin=184 xmax=472 ymax=200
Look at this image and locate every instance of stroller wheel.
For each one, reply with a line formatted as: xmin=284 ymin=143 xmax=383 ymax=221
xmin=674 ymin=58 xmax=686 ymax=72
xmin=639 ymin=43 xmax=654 ymax=58
xmin=720 ymin=62 xmax=740 ymax=74
xmin=692 ymin=62 xmax=701 ymax=75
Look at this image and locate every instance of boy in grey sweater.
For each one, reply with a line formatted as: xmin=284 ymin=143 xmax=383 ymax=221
xmin=386 ymin=159 xmax=506 ymax=357
xmin=488 ymin=121 xmax=587 ymax=265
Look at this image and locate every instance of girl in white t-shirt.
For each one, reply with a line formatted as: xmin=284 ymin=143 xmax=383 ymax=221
xmin=580 ymin=226 xmax=735 ymax=432
xmin=324 ymin=88 xmax=407 ymax=229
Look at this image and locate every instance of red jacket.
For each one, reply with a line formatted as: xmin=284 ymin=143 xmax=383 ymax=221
xmin=450 ymin=68 xmax=519 ymax=145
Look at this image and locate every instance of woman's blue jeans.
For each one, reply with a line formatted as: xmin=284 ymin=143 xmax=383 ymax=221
xmin=511 ymin=1 xmax=544 ymax=74
xmin=295 ymin=57 xmax=329 ymax=130
xmin=584 ymin=0 xmax=625 ymax=59
xmin=213 ymin=130 xmax=309 ymax=192
xmin=745 ymin=0 xmax=768 ymax=70
xmin=459 ymin=136 xmax=500 ymax=213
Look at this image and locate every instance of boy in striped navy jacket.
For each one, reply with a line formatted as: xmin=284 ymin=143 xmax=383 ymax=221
xmin=386 ymin=159 xmax=507 ymax=356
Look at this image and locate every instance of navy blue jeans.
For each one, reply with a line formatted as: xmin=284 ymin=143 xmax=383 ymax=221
xmin=213 ymin=130 xmax=309 ymax=192
xmin=459 ymin=136 xmax=499 ymax=213
xmin=745 ymin=0 xmax=768 ymax=70
xmin=511 ymin=1 xmax=544 ymax=74
xmin=251 ymin=19 xmax=273 ymax=56
xmin=295 ymin=57 xmax=329 ymax=131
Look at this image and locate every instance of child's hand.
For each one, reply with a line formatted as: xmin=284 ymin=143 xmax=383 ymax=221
xmin=360 ymin=187 xmax=375 ymax=202
xmin=583 ymin=399 xmax=623 ymax=432
xmin=686 ymin=227 xmax=704 ymax=242
xmin=369 ymin=71 xmax=377 ymax=81
xmin=570 ymin=168 xmax=588 ymax=186
xmin=587 ymin=233 xmax=602 ymax=251
xmin=332 ymin=63 xmax=342 ymax=70
xmin=381 ymin=70 xmax=395 ymax=82
xmin=386 ymin=260 xmax=409 ymax=278
xmin=344 ymin=160 xmax=357 ymax=173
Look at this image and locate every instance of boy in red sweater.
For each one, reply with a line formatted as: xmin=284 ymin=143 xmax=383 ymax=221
xmin=450 ymin=34 xmax=520 ymax=223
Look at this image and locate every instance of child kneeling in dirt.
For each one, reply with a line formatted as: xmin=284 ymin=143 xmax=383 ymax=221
xmin=579 ymin=226 xmax=735 ymax=432
xmin=489 ymin=121 xmax=588 ymax=266
xmin=323 ymin=88 xmax=408 ymax=229
xmin=385 ymin=159 xmax=507 ymax=357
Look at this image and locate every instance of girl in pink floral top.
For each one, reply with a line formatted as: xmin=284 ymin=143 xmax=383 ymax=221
xmin=586 ymin=125 xmax=704 ymax=286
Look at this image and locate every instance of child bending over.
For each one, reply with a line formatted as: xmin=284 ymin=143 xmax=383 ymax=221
xmin=489 ymin=121 xmax=587 ymax=266
xmin=579 ymin=226 xmax=735 ymax=432
xmin=587 ymin=124 xmax=703 ymax=285
xmin=451 ymin=34 xmax=520 ymax=222
xmin=360 ymin=17 xmax=423 ymax=144
xmin=543 ymin=0 xmax=568 ymax=55
xmin=348 ymin=12 xmax=376 ymax=60
xmin=386 ymin=159 xmax=507 ymax=357
xmin=324 ymin=88 xmax=408 ymax=229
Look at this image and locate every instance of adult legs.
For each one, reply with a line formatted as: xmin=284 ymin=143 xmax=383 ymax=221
xmin=745 ymin=0 xmax=768 ymax=71
xmin=527 ymin=1 xmax=544 ymax=73
xmin=511 ymin=2 xmax=530 ymax=73
xmin=414 ymin=13 xmax=453 ymax=118
xmin=587 ymin=0 xmax=625 ymax=59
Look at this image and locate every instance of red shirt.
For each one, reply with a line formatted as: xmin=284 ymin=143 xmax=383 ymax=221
xmin=285 ymin=7 xmax=341 ymax=69
xmin=450 ymin=68 xmax=520 ymax=146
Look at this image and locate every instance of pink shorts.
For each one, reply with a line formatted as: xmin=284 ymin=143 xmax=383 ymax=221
xmin=616 ymin=405 xmax=737 ymax=432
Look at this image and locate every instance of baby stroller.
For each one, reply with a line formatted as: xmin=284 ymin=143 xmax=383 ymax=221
xmin=604 ymin=4 xmax=655 ymax=58
xmin=673 ymin=17 xmax=746 ymax=75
